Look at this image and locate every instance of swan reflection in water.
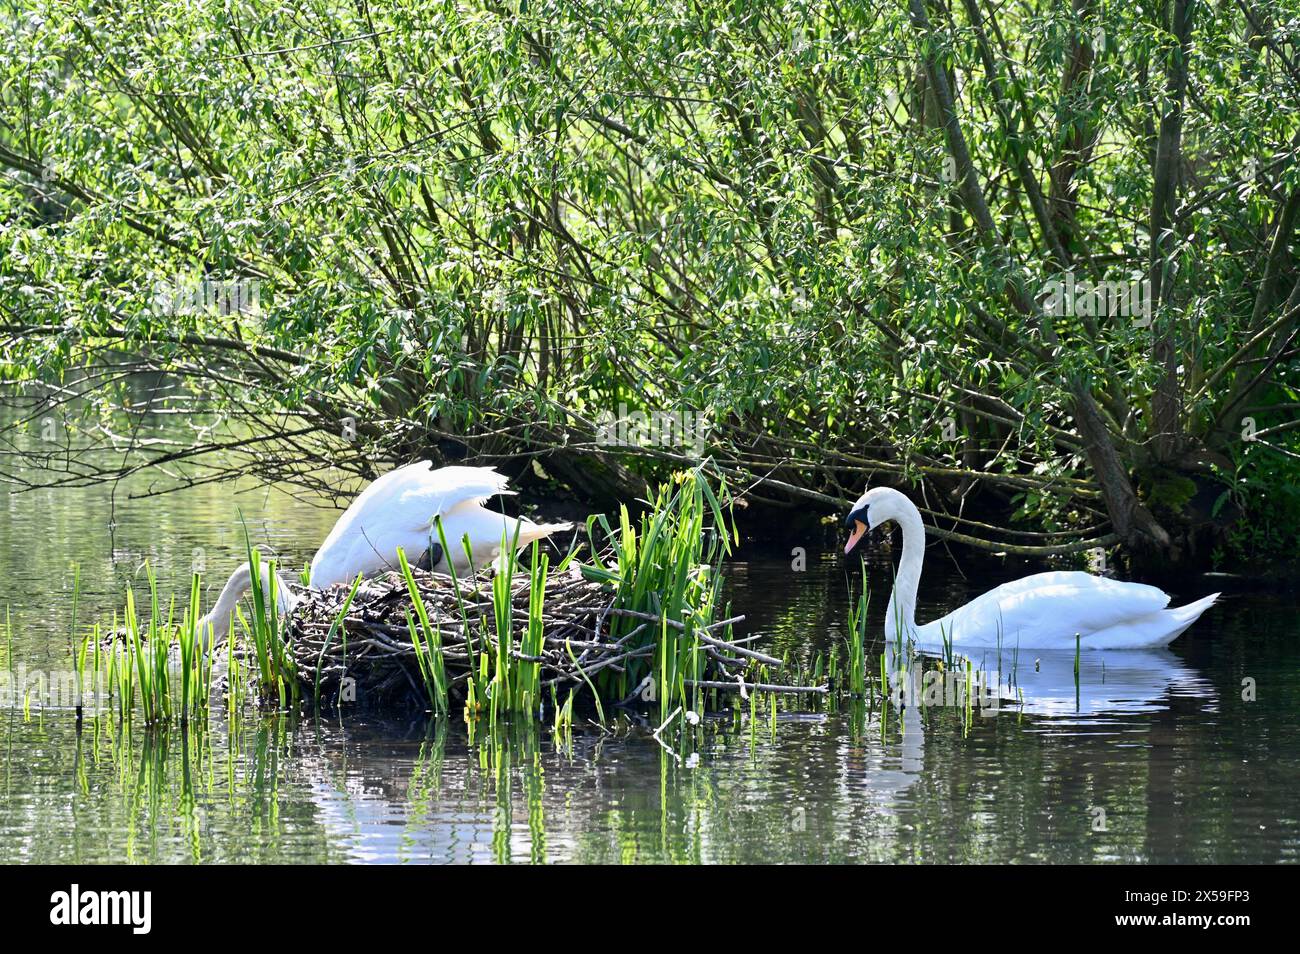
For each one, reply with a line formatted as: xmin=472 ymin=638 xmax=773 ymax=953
xmin=906 ymin=645 xmax=1219 ymax=721
xmin=852 ymin=646 xmax=1218 ymax=797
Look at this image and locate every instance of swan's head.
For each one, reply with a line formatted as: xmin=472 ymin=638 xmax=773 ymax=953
xmin=843 ymin=487 xmax=910 ymax=555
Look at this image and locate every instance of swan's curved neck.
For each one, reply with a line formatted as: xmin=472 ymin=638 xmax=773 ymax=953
xmin=195 ymin=562 xmax=293 ymax=648
xmin=886 ymin=499 xmax=926 ymax=637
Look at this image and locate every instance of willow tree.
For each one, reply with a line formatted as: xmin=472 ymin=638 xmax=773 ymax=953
xmin=1 ymin=0 xmax=1297 ymax=567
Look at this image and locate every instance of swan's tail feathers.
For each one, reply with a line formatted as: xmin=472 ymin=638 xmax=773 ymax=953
xmin=1171 ymin=591 xmax=1220 ymax=623
xmin=514 ymin=520 xmax=574 ymax=547
xmin=1159 ymin=592 xmax=1221 ymax=645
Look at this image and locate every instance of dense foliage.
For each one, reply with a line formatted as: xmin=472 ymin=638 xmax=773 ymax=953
xmin=1 ymin=0 xmax=1298 ymax=567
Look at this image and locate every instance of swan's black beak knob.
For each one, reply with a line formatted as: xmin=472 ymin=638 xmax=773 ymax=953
xmin=843 ymin=505 xmax=869 ymax=555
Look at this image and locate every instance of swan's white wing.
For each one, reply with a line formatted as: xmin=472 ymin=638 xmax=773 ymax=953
xmin=393 ymin=464 xmax=513 ymax=511
xmin=348 ymin=462 xmax=511 ymax=514
xmin=930 ymin=571 xmax=1171 ymax=648
xmin=310 ymin=462 xmax=513 ymax=587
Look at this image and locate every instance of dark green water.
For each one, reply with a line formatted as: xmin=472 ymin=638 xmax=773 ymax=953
xmin=2 ymin=443 xmax=1298 ymax=863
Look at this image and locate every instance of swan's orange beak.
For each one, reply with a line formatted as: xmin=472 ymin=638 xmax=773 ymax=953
xmin=844 ymin=520 xmax=867 ymax=555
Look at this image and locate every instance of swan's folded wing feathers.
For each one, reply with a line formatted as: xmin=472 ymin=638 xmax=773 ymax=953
xmin=310 ymin=463 xmax=513 ymax=586
xmin=343 ymin=460 xmax=439 ymax=506
xmin=954 ymin=572 xmax=1171 ymax=645
xmin=398 ymin=465 xmax=515 ymax=517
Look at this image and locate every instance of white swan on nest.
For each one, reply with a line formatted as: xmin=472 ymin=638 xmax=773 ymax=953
xmin=197 ymin=462 xmax=571 ymax=647
xmin=308 ymin=462 xmax=570 ymax=588
xmin=843 ymin=487 xmax=1218 ymax=651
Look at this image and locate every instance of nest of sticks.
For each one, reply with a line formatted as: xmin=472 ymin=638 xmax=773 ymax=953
xmin=285 ymin=558 xmax=823 ymax=709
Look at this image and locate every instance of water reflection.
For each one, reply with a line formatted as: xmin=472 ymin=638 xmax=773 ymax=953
xmin=1 ymin=640 xmax=1296 ymax=866
xmin=909 ymin=646 xmax=1217 ymax=722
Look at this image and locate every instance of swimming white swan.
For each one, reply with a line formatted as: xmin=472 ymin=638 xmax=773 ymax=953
xmin=198 ymin=462 xmax=570 ymax=647
xmin=843 ymin=487 xmax=1218 ymax=650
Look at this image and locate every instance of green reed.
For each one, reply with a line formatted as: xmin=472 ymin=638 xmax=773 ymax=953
xmin=879 ymin=650 xmax=890 ymax=704
xmin=565 ymin=636 xmax=606 ymax=726
xmin=176 ymin=573 xmax=210 ymax=722
xmin=398 ymin=547 xmax=449 ymax=716
xmin=236 ymin=524 xmax=299 ymax=709
xmin=225 ymin=629 xmax=245 ymax=716
xmin=485 ymin=532 xmax=551 ymax=725
xmin=517 ymin=541 xmax=549 ymax=717
xmin=418 ymin=522 xmax=565 ymax=725
xmin=241 ymin=554 xmax=276 ymax=703
xmin=487 ymin=527 xmax=518 ymax=730
xmin=845 ymin=565 xmax=870 ymax=697
xmin=116 ymin=569 xmax=165 ymax=724
xmin=552 ymin=686 xmax=575 ymax=751
xmin=67 ymin=564 xmax=85 ymax=715
xmin=580 ymin=467 xmax=734 ymax=722
xmin=313 ymin=572 xmax=364 ymax=708
xmin=380 ymin=469 xmax=737 ymax=728
xmin=428 ymin=514 xmax=490 ymax=709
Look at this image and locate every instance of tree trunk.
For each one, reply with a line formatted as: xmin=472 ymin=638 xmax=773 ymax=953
xmin=1148 ymin=0 xmax=1194 ymax=463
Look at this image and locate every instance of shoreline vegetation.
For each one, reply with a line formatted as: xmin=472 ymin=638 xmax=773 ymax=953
xmin=2 ymin=2 xmax=1299 ymax=575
